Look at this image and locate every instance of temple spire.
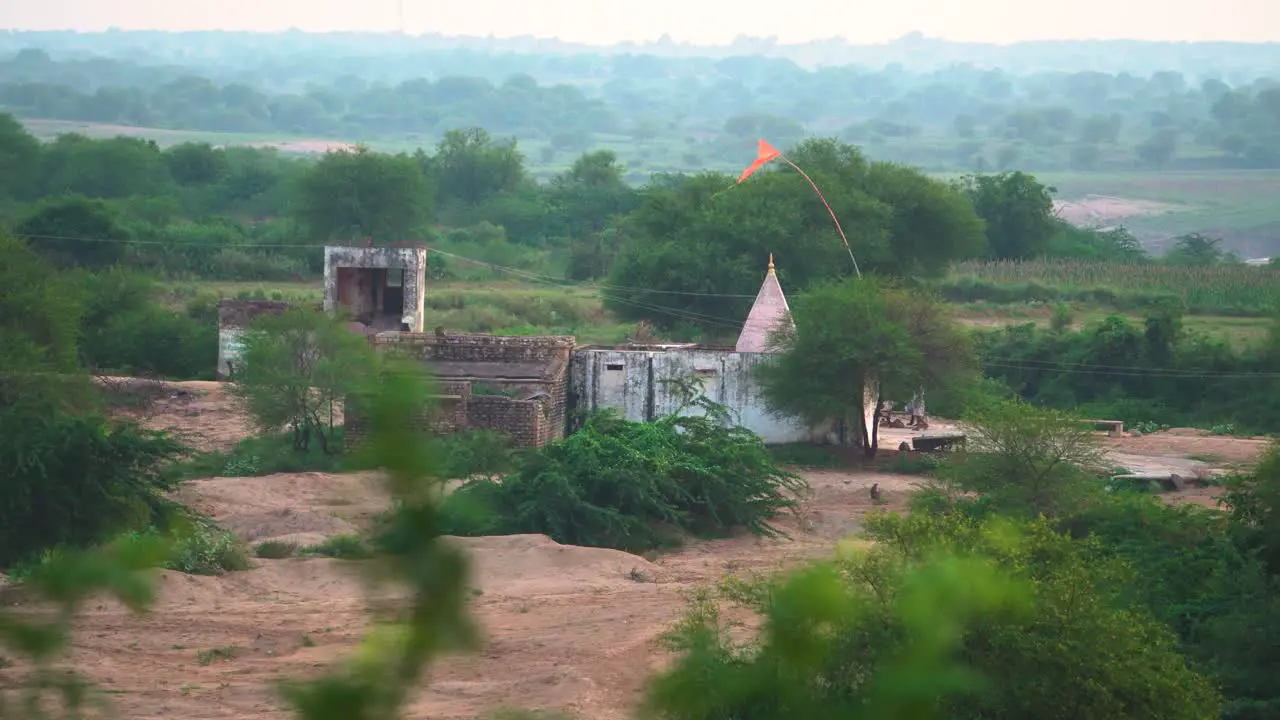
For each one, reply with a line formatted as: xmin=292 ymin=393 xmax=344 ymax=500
xmin=735 ymin=254 xmax=794 ymax=354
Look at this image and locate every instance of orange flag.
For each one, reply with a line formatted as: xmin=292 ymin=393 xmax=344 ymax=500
xmin=736 ymin=139 xmax=782 ymax=183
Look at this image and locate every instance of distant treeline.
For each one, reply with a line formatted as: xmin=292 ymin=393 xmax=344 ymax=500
xmin=2 ymin=43 xmax=1280 ymax=171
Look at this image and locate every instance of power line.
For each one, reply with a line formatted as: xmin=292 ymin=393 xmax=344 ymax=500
xmin=17 ymin=231 xmax=1280 ymax=379
xmin=17 ymin=231 xmax=752 ymax=329
xmin=18 ymin=233 xmax=759 ymax=297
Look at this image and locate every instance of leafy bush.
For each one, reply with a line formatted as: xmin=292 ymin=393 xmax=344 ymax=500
xmin=437 ymin=430 xmax=515 ymax=480
xmin=440 ymin=408 xmax=807 ymax=552
xmin=77 ymin=267 xmax=217 ymax=380
xmin=888 ymin=451 xmax=941 ymax=475
xmin=646 ymin=511 xmax=1221 ymax=720
xmin=1062 ymin=488 xmax=1280 ymax=718
xmin=0 ymin=413 xmax=186 ymax=568
xmin=302 ymin=534 xmax=373 ymax=560
xmin=165 ymin=522 xmax=251 ymax=575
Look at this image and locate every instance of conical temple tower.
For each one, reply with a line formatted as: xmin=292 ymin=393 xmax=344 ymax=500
xmin=735 ymin=254 xmax=794 ymax=353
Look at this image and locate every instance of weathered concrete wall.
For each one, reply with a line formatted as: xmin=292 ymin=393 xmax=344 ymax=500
xmin=215 ymin=299 xmax=289 ymax=380
xmin=323 ymin=246 xmax=426 ymax=332
xmin=569 ymin=347 xmax=840 ymax=444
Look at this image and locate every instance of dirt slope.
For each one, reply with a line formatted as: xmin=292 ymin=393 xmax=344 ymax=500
xmin=2 ymin=468 xmax=911 ymax=720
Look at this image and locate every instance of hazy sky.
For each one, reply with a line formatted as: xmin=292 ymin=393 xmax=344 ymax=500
xmin=2 ymin=0 xmax=1277 ymax=45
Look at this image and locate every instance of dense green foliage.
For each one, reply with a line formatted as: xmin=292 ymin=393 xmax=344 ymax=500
xmin=440 ymin=404 xmax=807 ymax=552
xmin=0 ymin=413 xmax=185 ymax=567
xmin=646 ymin=511 xmax=1222 ymax=720
xmin=603 ymin=140 xmax=988 ymax=333
xmin=0 ymin=233 xmax=197 ymax=568
xmin=976 ymin=307 xmax=1280 ymax=431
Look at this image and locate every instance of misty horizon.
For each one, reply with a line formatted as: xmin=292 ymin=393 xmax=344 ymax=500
xmin=2 ymin=0 xmax=1277 ymax=46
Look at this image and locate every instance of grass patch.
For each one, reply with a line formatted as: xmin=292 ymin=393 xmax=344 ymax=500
xmin=300 ymin=534 xmax=372 ymax=560
xmin=171 ymin=429 xmax=372 ymax=480
xmin=885 ymin=451 xmax=942 ymax=476
xmin=255 ymin=540 xmax=298 ymax=559
xmin=768 ymin=443 xmax=843 ymax=468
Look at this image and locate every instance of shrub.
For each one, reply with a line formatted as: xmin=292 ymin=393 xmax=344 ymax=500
xmin=0 ymin=414 xmax=186 ymax=568
xmin=437 ymin=430 xmax=515 ymax=480
xmin=171 ymin=430 xmax=372 ymax=480
xmin=255 ymin=541 xmax=299 ymax=559
xmin=165 ymin=522 xmax=251 ymax=575
xmin=302 ymin=534 xmax=372 ymax=560
xmin=440 ymin=408 xmax=807 ymax=552
xmin=645 ymin=512 xmax=1221 ymax=720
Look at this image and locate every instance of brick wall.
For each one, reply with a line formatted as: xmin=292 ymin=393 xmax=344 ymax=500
xmin=354 ymin=332 xmax=575 ymax=447
xmin=374 ymin=332 xmax=575 ymax=364
xmin=343 ymin=374 xmax=562 ymax=450
xmin=465 ymin=395 xmax=548 ymax=448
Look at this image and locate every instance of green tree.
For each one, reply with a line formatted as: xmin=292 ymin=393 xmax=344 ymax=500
xmin=36 ymin=134 xmax=173 ymax=199
xmin=0 ymin=232 xmax=186 ymax=567
xmin=164 ymin=142 xmax=229 ymax=186
xmin=862 ymin=161 xmax=987 ymax=276
xmin=1137 ymin=127 xmax=1179 ymax=168
xmin=0 ymin=112 xmax=41 ymax=200
xmin=956 ymin=171 xmax=1058 ymax=259
xmin=228 ymin=308 xmax=376 ymax=453
xmin=1165 ymin=232 xmax=1225 ymax=266
xmin=429 ymin=127 xmax=525 ymax=206
xmin=547 ymin=149 xmax=640 ymax=240
xmin=441 ymin=400 xmax=807 ymax=552
xmin=945 ymin=398 xmax=1105 ymax=517
xmin=16 ymin=194 xmax=131 ymax=268
xmin=606 ymin=139 xmax=983 ymax=333
xmin=756 ymin=279 xmax=978 ymax=458
xmin=1222 ymin=443 xmax=1280 ymax=576
xmin=296 ymin=145 xmax=433 ymax=243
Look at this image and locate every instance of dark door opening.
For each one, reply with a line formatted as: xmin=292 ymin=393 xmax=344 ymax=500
xmin=382 ymin=268 xmax=405 ymax=316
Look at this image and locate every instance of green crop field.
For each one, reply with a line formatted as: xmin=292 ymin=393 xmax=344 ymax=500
xmin=943 ymin=259 xmax=1280 ymax=316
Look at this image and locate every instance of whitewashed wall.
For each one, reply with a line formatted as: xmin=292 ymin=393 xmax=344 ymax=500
xmin=570 ymin=347 xmax=843 ymax=444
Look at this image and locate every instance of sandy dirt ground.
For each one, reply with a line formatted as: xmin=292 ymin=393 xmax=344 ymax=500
xmin=1053 ymin=194 xmax=1181 ymax=226
xmin=3 ymin=380 xmax=1267 ymax=719
xmin=6 ymin=467 xmax=913 ymax=720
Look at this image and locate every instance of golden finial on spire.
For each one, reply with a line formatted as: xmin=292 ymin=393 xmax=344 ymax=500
xmin=767 ymin=253 xmax=775 ymax=274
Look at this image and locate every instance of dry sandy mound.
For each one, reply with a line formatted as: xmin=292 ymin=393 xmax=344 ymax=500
xmin=175 ymin=471 xmax=389 ymax=543
xmin=107 ymin=378 xmax=255 ymax=453
xmin=145 ymin=558 xmax=365 ymax=610
xmin=451 ymin=534 xmax=665 ymax=597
